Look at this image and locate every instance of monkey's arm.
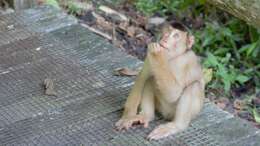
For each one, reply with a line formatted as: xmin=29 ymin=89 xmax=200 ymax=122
xmin=122 ymin=58 xmax=151 ymax=118
xmin=180 ymin=52 xmax=205 ymax=87
xmin=147 ymin=43 xmax=184 ymax=102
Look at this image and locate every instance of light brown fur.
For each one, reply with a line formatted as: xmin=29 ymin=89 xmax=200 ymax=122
xmin=115 ymin=25 xmax=205 ymax=140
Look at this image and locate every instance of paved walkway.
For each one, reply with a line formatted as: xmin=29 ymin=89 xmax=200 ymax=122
xmin=0 ymin=5 xmax=259 ymax=146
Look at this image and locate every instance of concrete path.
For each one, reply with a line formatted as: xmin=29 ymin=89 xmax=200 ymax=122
xmin=0 ymin=5 xmax=259 ymax=146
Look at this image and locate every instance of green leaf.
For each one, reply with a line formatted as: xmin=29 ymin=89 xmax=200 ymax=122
xmin=236 ymin=75 xmax=250 ymax=83
xmin=202 ymin=35 xmax=214 ymax=47
xmin=214 ymin=47 xmax=229 ymax=55
xmin=68 ymin=1 xmax=82 ymax=14
xmin=46 ymin=0 xmax=60 ymax=8
xmin=198 ymin=0 xmax=206 ymax=4
xmin=223 ymin=78 xmax=231 ymax=92
xmin=217 ymin=64 xmax=228 ymax=77
xmin=249 ymin=26 xmax=260 ymax=42
xmin=206 ymin=52 xmax=219 ymax=67
xmin=246 ymin=42 xmax=257 ymax=57
xmin=239 ymin=42 xmax=257 ymax=57
xmin=222 ymin=28 xmax=232 ymax=37
xmin=253 ymin=108 xmax=260 ymax=123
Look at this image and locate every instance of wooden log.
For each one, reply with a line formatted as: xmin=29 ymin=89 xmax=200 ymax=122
xmin=207 ymin=0 xmax=260 ymax=28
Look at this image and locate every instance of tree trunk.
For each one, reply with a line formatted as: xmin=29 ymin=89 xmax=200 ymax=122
xmin=207 ymin=0 xmax=260 ymax=28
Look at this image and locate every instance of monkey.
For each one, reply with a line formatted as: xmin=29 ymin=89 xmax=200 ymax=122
xmin=115 ymin=22 xmax=205 ymax=140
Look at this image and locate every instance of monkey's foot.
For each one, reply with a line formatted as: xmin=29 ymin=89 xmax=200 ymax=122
xmin=147 ymin=123 xmax=177 ymax=140
xmin=115 ymin=115 xmax=149 ymax=131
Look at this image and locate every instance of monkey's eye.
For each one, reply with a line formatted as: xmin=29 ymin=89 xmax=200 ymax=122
xmin=169 ymin=32 xmax=179 ymax=39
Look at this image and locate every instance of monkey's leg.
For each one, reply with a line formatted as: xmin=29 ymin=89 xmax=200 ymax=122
xmin=139 ymin=78 xmax=155 ymax=128
xmin=115 ymin=79 xmax=155 ymax=130
xmin=147 ymin=82 xmax=204 ymax=140
xmin=122 ymin=59 xmax=151 ymax=118
xmin=115 ymin=59 xmax=151 ymax=130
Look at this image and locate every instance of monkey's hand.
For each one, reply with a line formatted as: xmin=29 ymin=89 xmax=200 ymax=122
xmin=115 ymin=114 xmax=149 ymax=131
xmin=147 ymin=43 xmax=167 ymax=68
xmin=148 ymin=43 xmax=164 ymax=55
xmin=147 ymin=123 xmax=178 ymax=140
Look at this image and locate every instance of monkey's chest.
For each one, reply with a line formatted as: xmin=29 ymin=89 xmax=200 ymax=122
xmin=169 ymin=64 xmax=192 ymax=86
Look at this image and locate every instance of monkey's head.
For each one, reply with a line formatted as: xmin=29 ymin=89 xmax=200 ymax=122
xmin=159 ymin=22 xmax=194 ymax=58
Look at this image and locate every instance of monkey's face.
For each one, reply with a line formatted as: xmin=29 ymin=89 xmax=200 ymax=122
xmin=159 ymin=28 xmax=194 ymax=57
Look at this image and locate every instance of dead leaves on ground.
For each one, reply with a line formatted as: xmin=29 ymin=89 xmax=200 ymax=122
xmin=214 ymin=97 xmax=229 ymax=109
xmin=113 ymin=68 xmax=139 ymax=76
xmin=214 ymin=97 xmax=246 ymax=111
xmin=43 ymin=78 xmax=57 ymax=96
xmin=233 ymin=99 xmax=245 ymax=110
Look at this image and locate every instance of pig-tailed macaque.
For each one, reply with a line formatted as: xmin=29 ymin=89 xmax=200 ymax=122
xmin=115 ymin=22 xmax=205 ymax=140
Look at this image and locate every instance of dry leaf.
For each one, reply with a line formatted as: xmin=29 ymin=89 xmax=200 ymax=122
xmin=92 ymin=12 xmax=112 ymax=30
xmin=44 ymin=78 xmax=57 ymax=96
xmin=99 ymin=5 xmax=128 ymax=22
xmin=118 ymin=22 xmax=129 ymax=32
xmin=203 ymin=68 xmax=213 ymax=84
xmin=127 ymin=26 xmax=136 ymax=37
xmin=214 ymin=97 xmax=229 ymax=109
xmin=233 ymin=99 xmax=245 ymax=110
xmin=114 ymin=68 xmax=139 ymax=76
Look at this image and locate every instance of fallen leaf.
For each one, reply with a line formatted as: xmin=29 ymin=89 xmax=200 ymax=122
xmin=214 ymin=97 xmax=229 ymax=109
xmin=253 ymin=108 xmax=260 ymax=124
xmin=92 ymin=12 xmax=112 ymax=30
xmin=127 ymin=26 xmax=136 ymax=37
xmin=96 ymin=17 xmax=112 ymax=30
xmin=118 ymin=22 xmax=129 ymax=32
xmin=203 ymin=68 xmax=213 ymax=84
xmin=99 ymin=5 xmax=128 ymax=22
xmin=114 ymin=68 xmax=139 ymax=76
xmin=44 ymin=78 xmax=57 ymax=96
xmin=233 ymin=99 xmax=245 ymax=110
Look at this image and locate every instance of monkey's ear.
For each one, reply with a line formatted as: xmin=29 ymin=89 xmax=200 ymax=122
xmin=187 ymin=35 xmax=195 ymax=49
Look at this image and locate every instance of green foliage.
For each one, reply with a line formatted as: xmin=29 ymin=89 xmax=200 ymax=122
xmin=253 ymin=107 xmax=260 ymax=124
xmin=57 ymin=0 xmax=89 ymax=15
xmin=203 ymin=52 xmax=250 ymax=93
xmin=134 ymin=0 xmax=204 ymax=16
xmin=46 ymin=0 xmax=60 ymax=8
xmin=135 ymin=0 xmax=260 ymax=96
xmin=194 ymin=20 xmax=260 ymax=94
xmin=66 ymin=1 xmax=82 ymax=14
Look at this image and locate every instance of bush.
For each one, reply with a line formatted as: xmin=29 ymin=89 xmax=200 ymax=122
xmin=134 ymin=0 xmax=260 ymax=96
